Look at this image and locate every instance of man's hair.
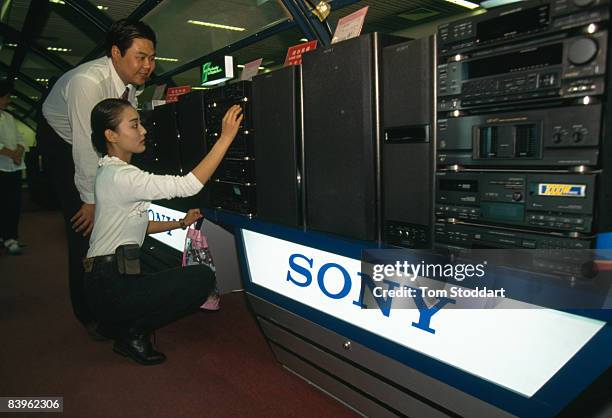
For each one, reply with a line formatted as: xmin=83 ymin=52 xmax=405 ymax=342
xmin=90 ymin=98 xmax=133 ymax=155
xmin=0 ymin=79 xmax=13 ymax=97
xmin=105 ymin=19 xmax=156 ymax=57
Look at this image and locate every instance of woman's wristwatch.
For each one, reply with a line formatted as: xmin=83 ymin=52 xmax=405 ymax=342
xmin=179 ymin=219 xmax=187 ymax=230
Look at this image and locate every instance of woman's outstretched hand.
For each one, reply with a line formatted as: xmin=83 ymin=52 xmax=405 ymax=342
xmin=220 ymin=104 xmax=244 ymax=142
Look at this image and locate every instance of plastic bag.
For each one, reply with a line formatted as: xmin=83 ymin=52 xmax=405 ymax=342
xmin=183 ymin=224 xmax=220 ymax=310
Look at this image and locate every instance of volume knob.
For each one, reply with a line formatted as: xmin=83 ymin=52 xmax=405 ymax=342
xmin=568 ymin=38 xmax=598 ymax=65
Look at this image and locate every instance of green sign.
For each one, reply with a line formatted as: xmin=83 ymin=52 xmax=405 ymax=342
xmin=201 ymin=61 xmax=224 ymax=84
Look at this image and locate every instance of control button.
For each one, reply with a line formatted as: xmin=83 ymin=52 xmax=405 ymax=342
xmin=552 ymin=132 xmax=563 ymax=144
xmin=572 ymin=131 xmax=583 ymax=143
xmin=568 ymin=37 xmax=598 ymax=65
xmin=512 ymin=192 xmax=523 ymax=201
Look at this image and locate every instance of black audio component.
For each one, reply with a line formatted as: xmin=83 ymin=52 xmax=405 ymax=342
xmin=435 ymin=171 xmax=596 ymax=233
xmin=303 ymin=33 xmax=404 ymax=241
xmin=437 ymin=0 xmax=609 ymax=56
xmin=253 ymin=66 xmax=302 ymax=227
xmin=177 ymin=90 xmax=209 ymax=173
xmin=213 ymin=158 xmax=255 ymax=183
xmin=437 ymin=30 xmax=608 ymax=112
xmin=437 ymin=104 xmax=603 ymax=167
xmin=434 ymin=222 xmax=592 ymax=249
xmin=209 ymin=181 xmax=256 ymax=216
xmin=205 ymin=81 xmax=253 ymax=158
xmin=382 ymin=36 xmax=435 ymax=249
xmin=150 ymin=103 xmax=181 ymax=175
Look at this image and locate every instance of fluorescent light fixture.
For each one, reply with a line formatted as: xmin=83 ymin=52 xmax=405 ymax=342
xmin=444 ymin=0 xmax=480 ymax=9
xmin=237 ymin=64 xmax=265 ymax=70
xmin=299 ymin=38 xmax=308 ymax=42
xmin=480 ymin=0 xmax=522 ymax=8
xmin=6 ymin=43 xmax=18 ymax=47
xmin=187 ymin=19 xmax=246 ymax=31
xmin=36 ymin=78 xmax=49 ymax=83
xmin=49 ymin=0 xmax=65 ymax=4
xmin=191 ymin=87 xmax=210 ymax=90
xmin=155 ymin=57 xmax=179 ymax=62
xmin=96 ymin=5 xmax=109 ymax=10
xmin=47 ymin=46 xmax=71 ymax=52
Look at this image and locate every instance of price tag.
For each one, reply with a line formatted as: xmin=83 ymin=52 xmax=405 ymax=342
xmin=331 ymin=6 xmax=369 ymax=44
xmin=240 ymin=58 xmax=263 ymax=80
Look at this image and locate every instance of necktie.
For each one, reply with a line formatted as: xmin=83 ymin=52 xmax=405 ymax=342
xmin=121 ymin=87 xmax=129 ymax=100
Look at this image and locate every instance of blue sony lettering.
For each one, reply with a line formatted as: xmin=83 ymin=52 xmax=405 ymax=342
xmin=317 ymin=263 xmax=351 ymax=300
xmin=147 ymin=209 xmax=155 ymax=221
xmin=155 ymin=212 xmax=162 ymax=222
xmin=407 ymin=286 xmax=455 ymax=334
xmin=286 ymin=253 xmax=313 ymax=287
xmin=352 ymin=273 xmax=398 ymax=317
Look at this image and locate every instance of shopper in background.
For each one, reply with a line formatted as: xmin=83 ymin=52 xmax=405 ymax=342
xmin=41 ymin=19 xmax=156 ymax=339
xmin=0 ymin=80 xmax=27 ymax=255
xmin=84 ymin=98 xmax=243 ymax=365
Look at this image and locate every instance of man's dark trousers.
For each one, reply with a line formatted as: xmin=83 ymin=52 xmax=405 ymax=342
xmin=40 ymin=119 xmax=95 ymax=327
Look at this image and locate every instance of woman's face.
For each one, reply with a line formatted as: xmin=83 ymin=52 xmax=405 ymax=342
xmin=111 ymin=106 xmax=147 ymax=154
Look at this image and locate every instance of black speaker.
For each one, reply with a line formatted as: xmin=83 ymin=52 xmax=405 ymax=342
xmin=382 ymin=36 xmax=435 ymax=249
xmin=176 ymin=91 xmax=212 ymax=209
xmin=302 ymin=33 xmax=402 ymax=241
xmin=151 ymin=103 xmax=181 ymax=175
xmin=177 ymin=90 xmax=209 ymax=173
xmin=253 ymin=66 xmax=302 ymax=227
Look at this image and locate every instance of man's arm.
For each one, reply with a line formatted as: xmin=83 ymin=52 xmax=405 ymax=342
xmin=66 ymin=76 xmax=104 ymax=236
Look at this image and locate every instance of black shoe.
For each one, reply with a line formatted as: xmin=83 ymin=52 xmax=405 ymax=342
xmin=85 ymin=322 xmax=111 ymax=342
xmin=113 ymin=334 xmax=166 ymax=366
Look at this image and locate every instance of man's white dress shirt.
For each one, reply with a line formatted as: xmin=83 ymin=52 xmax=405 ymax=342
xmin=87 ymin=156 xmax=203 ymax=257
xmin=0 ymin=111 xmax=27 ymax=172
xmin=42 ymin=57 xmax=137 ymax=204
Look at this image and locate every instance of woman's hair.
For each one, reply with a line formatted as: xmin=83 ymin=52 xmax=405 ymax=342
xmin=90 ymin=98 xmax=133 ymax=155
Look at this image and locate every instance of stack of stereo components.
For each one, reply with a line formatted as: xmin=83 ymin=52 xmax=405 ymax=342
xmin=204 ymin=81 xmax=256 ymax=216
xmin=434 ymin=0 xmax=610 ymax=250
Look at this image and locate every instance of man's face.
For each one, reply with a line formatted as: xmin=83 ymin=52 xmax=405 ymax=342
xmin=0 ymin=94 xmax=11 ymax=110
xmin=111 ymin=37 xmax=156 ymax=86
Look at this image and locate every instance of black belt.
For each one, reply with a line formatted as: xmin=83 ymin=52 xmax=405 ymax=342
xmin=83 ymin=254 xmax=115 ymax=273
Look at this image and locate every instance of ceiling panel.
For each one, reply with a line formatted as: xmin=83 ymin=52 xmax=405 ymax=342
xmin=0 ymin=45 xmax=15 ymax=66
xmin=21 ymin=52 xmax=63 ymax=84
xmin=143 ymin=0 xmax=291 ymax=73
xmin=98 ymin=0 xmax=145 ymax=21
xmin=15 ymin=78 xmax=41 ymax=101
xmin=4 ymin=0 xmax=31 ymax=33
xmin=37 ymin=10 xmax=100 ymax=65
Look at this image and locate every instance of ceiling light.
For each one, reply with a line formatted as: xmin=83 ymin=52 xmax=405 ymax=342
xmin=47 ymin=46 xmax=72 ymax=52
xmin=480 ymin=0 xmax=522 ymax=8
xmin=49 ymin=0 xmax=65 ymax=4
xmin=187 ymin=20 xmax=246 ymax=31
xmin=36 ymin=78 xmax=49 ymax=83
xmin=155 ymin=57 xmax=179 ymax=62
xmin=6 ymin=43 xmax=18 ymax=47
xmin=299 ymin=38 xmax=308 ymax=42
xmin=191 ymin=87 xmax=210 ymax=90
xmin=444 ymin=0 xmax=480 ymax=9
xmin=96 ymin=5 xmax=108 ymax=10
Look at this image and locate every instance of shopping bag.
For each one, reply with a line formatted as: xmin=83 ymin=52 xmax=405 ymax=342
xmin=183 ymin=223 xmax=220 ymax=310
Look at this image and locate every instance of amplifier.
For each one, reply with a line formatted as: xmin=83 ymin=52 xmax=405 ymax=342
xmin=213 ymin=158 xmax=255 ymax=184
xmin=438 ymin=30 xmax=608 ymax=112
xmin=437 ymin=0 xmax=609 ymax=56
xmin=437 ymin=104 xmax=603 ymax=167
xmin=434 ymin=222 xmax=592 ymax=249
xmin=209 ymin=181 xmax=256 ymax=216
xmin=205 ymin=81 xmax=253 ymax=157
xmin=149 ymin=103 xmax=181 ymax=175
xmin=435 ymin=171 xmax=596 ymax=233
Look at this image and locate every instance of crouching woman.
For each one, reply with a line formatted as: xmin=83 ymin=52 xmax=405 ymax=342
xmin=84 ymin=98 xmax=242 ymax=365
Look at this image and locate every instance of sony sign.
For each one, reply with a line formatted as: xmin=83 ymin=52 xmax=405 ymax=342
xmin=242 ymin=229 xmax=604 ymax=397
xmin=147 ymin=204 xmax=187 ymax=252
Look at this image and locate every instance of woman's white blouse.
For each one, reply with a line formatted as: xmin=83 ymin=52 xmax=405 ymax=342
xmin=87 ymin=155 xmax=203 ymax=257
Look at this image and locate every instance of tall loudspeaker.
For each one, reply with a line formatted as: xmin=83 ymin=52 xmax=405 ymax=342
xmin=177 ymin=90 xmax=211 ymax=208
xmin=253 ymin=66 xmax=302 ymax=227
xmin=382 ymin=36 xmax=435 ymax=249
xmin=303 ymin=33 xmax=401 ymax=241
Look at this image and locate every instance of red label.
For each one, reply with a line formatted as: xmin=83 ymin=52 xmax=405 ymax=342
xmin=284 ymin=40 xmax=318 ymax=66
xmin=165 ymin=85 xmax=192 ymax=102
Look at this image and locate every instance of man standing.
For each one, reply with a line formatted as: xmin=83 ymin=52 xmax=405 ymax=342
xmin=42 ymin=19 xmax=156 ymax=338
xmin=0 ymin=81 xmax=27 ymax=255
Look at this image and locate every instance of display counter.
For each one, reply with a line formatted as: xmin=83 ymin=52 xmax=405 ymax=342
xmin=205 ymin=208 xmax=611 ymax=418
